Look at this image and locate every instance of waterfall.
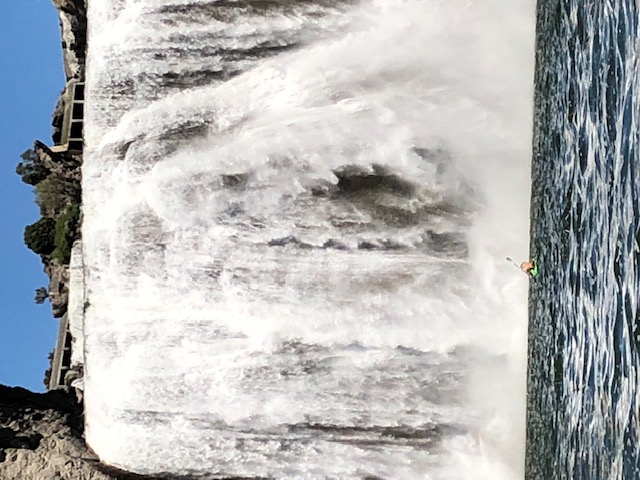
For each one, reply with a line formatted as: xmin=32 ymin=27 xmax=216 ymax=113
xmin=82 ymin=0 xmax=535 ymax=477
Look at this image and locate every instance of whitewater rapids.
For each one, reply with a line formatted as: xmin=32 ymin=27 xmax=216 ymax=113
xmin=82 ymin=0 xmax=535 ymax=478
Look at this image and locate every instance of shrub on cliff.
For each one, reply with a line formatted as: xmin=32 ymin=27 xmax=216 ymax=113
xmin=34 ymin=287 xmax=49 ymax=304
xmin=52 ymin=205 xmax=81 ymax=264
xmin=24 ymin=217 xmax=56 ymax=255
xmin=36 ymin=175 xmax=81 ymax=217
xmin=15 ymin=149 xmax=50 ymax=186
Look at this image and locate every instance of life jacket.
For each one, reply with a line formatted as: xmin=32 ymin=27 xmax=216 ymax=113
xmin=529 ymin=260 xmax=538 ymax=277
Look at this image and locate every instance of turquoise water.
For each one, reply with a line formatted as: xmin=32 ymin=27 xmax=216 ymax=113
xmin=526 ymin=2 xmax=640 ymax=478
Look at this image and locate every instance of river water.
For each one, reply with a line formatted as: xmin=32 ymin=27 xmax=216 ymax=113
xmin=82 ymin=1 xmax=534 ymax=478
xmin=526 ymin=2 xmax=640 ymax=479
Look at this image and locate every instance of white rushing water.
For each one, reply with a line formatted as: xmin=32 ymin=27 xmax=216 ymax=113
xmin=83 ymin=0 xmax=535 ymax=478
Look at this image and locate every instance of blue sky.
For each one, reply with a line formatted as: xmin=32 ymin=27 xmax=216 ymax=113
xmin=0 ymin=1 xmax=66 ymax=391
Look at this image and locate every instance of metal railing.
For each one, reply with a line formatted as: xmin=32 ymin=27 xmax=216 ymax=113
xmin=51 ymin=80 xmax=84 ymax=154
xmin=48 ymin=312 xmax=73 ymax=391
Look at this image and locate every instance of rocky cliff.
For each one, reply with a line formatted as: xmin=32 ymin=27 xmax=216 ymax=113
xmin=32 ymin=140 xmax=83 ymax=318
xmin=0 ymin=387 xmax=231 ymax=479
xmin=0 ymin=386 xmax=119 ymax=480
xmin=1 ymin=1 xmax=99 ymax=478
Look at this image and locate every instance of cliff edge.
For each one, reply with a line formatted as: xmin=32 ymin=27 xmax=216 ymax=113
xmin=1 ymin=1 xmax=102 ymax=478
xmin=0 ymin=385 xmax=111 ymax=480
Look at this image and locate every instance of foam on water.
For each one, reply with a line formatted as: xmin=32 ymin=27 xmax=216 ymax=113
xmin=83 ymin=0 xmax=535 ymax=477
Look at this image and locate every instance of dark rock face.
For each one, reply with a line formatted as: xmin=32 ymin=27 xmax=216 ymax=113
xmin=0 ymin=427 xmax=43 ymax=453
xmin=52 ymin=94 xmax=66 ymax=145
xmin=333 ymin=164 xmax=415 ymax=197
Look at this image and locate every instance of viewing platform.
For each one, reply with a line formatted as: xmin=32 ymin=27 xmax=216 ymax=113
xmin=48 ymin=242 xmax=85 ymax=392
xmin=48 ymin=312 xmax=72 ymax=391
xmin=51 ymin=80 xmax=84 ymax=154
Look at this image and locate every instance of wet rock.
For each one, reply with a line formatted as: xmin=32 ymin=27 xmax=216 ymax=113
xmin=333 ymin=164 xmax=415 ymax=197
xmin=266 ymin=235 xmax=316 ymax=249
xmin=221 ymin=173 xmax=249 ymax=189
xmin=357 ymin=240 xmax=378 ymax=250
xmin=321 ymin=238 xmax=348 ymax=250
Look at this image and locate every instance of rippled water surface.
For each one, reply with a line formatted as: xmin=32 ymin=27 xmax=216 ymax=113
xmin=527 ymin=2 xmax=640 ymax=478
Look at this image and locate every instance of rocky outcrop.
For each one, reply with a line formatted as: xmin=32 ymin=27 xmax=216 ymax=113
xmin=0 ymin=385 xmax=112 ymax=480
xmin=34 ymin=141 xmax=82 ymax=184
xmin=53 ymin=0 xmax=87 ymax=80
xmin=0 ymin=386 xmax=180 ymax=480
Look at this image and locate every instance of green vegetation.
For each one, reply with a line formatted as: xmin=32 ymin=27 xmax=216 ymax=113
xmin=52 ymin=204 xmax=81 ymax=264
xmin=16 ymin=149 xmax=50 ymax=186
xmin=36 ymin=175 xmax=81 ymax=217
xmin=17 ymin=143 xmax=82 ymax=263
xmin=34 ymin=287 xmax=49 ymax=305
xmin=24 ymin=217 xmax=56 ymax=255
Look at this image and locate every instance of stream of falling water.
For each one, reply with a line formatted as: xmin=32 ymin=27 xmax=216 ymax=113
xmin=82 ymin=1 xmax=534 ymax=477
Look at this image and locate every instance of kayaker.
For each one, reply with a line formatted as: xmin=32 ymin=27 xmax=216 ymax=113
xmin=520 ymin=259 xmax=538 ymax=278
